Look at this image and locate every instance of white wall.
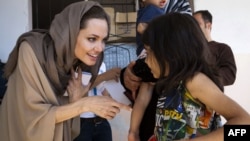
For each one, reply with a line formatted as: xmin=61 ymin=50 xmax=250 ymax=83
xmin=194 ymin=0 xmax=250 ymax=54
xmin=194 ymin=0 xmax=250 ymax=116
xmin=0 ymin=0 xmax=32 ymax=62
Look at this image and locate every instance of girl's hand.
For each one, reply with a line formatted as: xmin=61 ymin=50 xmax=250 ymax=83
xmin=128 ymin=131 xmax=140 ymax=141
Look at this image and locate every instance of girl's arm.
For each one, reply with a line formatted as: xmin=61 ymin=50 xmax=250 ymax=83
xmin=186 ymin=72 xmax=250 ymax=141
xmin=128 ymin=82 xmax=154 ymax=141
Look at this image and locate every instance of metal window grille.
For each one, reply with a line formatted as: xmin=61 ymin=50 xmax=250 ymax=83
xmin=104 ymin=43 xmax=137 ymax=70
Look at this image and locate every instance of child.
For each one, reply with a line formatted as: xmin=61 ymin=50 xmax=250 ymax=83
xmin=123 ymin=1 xmax=192 ymax=140
xmin=136 ymin=0 xmax=168 ymax=57
xmin=129 ymin=13 xmax=250 ymax=141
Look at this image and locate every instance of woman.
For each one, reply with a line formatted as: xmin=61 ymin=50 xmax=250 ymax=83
xmin=0 ymin=1 xmax=130 ymax=141
xmin=129 ymin=13 xmax=250 ymax=141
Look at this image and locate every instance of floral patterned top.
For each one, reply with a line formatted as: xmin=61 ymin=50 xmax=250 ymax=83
xmin=154 ymin=81 xmax=217 ymax=141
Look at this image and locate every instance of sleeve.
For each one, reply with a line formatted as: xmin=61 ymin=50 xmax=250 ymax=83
xmin=217 ymin=44 xmax=237 ymax=86
xmin=12 ymin=42 xmax=62 ymax=140
xmin=139 ymin=5 xmax=165 ymax=23
xmin=96 ymin=62 xmax=106 ymax=94
xmin=96 ymin=81 xmax=105 ymax=95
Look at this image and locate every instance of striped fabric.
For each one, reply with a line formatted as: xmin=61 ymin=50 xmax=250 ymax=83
xmin=164 ymin=0 xmax=192 ymax=15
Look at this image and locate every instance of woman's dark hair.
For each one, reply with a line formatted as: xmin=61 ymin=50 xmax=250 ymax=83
xmin=80 ymin=6 xmax=110 ymax=35
xmin=142 ymin=13 xmax=223 ymax=95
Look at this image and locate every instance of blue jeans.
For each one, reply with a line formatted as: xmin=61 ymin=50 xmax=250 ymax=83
xmin=74 ymin=117 xmax=112 ymax=141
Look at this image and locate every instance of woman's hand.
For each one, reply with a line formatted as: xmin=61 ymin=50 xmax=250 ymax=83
xmin=81 ymin=96 xmax=131 ymax=119
xmin=67 ymin=67 xmax=90 ymax=103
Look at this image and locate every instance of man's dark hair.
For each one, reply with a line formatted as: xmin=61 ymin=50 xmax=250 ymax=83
xmin=193 ymin=10 xmax=213 ymax=23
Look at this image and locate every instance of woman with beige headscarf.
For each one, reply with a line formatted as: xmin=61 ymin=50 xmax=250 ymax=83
xmin=0 ymin=1 xmax=130 ymax=141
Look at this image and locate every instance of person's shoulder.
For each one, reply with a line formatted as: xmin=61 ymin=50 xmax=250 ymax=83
xmin=18 ymin=41 xmax=38 ymax=64
xmin=186 ymin=72 xmax=210 ymax=89
xmin=209 ymin=41 xmax=230 ymax=47
xmin=19 ymin=41 xmax=33 ymax=54
xmin=187 ymin=72 xmax=208 ymax=84
xmin=209 ymin=40 xmax=233 ymax=51
xmin=139 ymin=4 xmax=164 ymax=21
xmin=185 ymin=72 xmax=212 ymax=98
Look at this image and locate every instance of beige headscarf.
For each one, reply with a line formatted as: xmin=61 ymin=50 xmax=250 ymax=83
xmin=4 ymin=1 xmax=105 ymax=96
xmin=1 ymin=1 xmax=109 ymax=141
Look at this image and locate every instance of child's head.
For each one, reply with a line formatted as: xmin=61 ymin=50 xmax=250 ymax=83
xmin=140 ymin=0 xmax=168 ymax=9
xmin=142 ymin=13 xmax=210 ymax=81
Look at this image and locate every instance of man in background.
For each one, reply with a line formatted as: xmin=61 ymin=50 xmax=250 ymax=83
xmin=193 ymin=10 xmax=237 ymax=130
xmin=193 ymin=10 xmax=237 ymax=86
